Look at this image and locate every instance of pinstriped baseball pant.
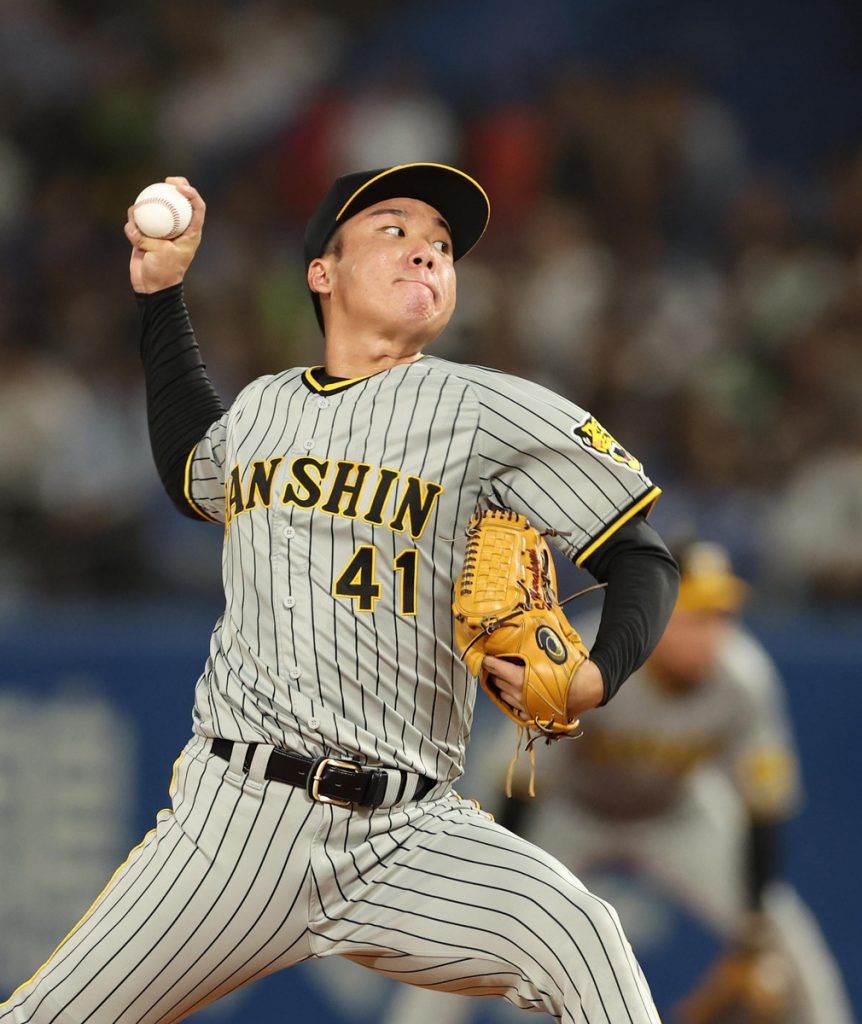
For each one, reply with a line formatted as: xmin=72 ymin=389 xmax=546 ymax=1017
xmin=0 ymin=735 xmax=661 ymax=1024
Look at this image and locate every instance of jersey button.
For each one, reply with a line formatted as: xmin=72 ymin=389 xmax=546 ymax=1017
xmin=283 ymin=596 xmax=296 ymax=609
xmin=289 ymin=666 xmax=302 ymax=679
xmin=316 ymin=398 xmax=329 ymax=409
xmin=303 ymin=438 xmax=315 ymax=449
xmin=283 ymin=526 xmax=295 ymax=539
xmin=308 ymin=717 xmax=320 ymax=729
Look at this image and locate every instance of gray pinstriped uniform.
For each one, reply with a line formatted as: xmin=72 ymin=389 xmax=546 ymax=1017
xmin=1 ymin=355 xmax=663 ymax=1024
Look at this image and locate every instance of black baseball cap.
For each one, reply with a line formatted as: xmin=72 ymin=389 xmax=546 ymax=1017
xmin=304 ymin=162 xmax=491 ymax=331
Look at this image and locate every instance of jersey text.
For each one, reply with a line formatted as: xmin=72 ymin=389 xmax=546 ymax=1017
xmin=224 ymin=456 xmax=443 ymax=539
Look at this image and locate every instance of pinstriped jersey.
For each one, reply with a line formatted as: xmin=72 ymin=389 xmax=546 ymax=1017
xmin=185 ymin=354 xmax=660 ymax=782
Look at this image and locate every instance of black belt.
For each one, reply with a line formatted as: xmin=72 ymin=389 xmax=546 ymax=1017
xmin=210 ymin=738 xmax=435 ymax=808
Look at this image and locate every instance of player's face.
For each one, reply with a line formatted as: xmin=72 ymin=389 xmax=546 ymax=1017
xmin=650 ymin=609 xmax=732 ymax=689
xmin=319 ymin=197 xmax=457 ymax=343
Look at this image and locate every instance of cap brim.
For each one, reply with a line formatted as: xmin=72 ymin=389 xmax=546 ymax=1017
xmin=334 ymin=162 xmax=490 ymax=261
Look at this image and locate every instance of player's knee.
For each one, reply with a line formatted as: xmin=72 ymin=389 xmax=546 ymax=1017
xmin=516 ymin=871 xmax=635 ymax=984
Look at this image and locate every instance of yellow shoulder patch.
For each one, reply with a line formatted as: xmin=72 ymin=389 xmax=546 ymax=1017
xmin=571 ymin=415 xmax=643 ymax=473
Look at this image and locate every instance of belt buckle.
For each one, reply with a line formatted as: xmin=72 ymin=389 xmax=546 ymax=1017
xmin=308 ymin=756 xmax=362 ymax=807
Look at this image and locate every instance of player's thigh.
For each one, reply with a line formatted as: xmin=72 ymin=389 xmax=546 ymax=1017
xmin=338 ymin=796 xmax=659 ymax=1023
xmin=0 ymin=739 xmax=316 ymax=1024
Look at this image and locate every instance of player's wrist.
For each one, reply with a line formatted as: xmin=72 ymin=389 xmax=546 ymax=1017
xmin=134 ymin=277 xmax=185 ymax=296
xmin=135 ymin=281 xmax=185 ymax=306
xmin=138 ymin=273 xmax=187 ymax=295
xmin=567 ymin=659 xmax=604 ymax=718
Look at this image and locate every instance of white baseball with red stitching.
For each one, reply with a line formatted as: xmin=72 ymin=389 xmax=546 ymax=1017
xmin=132 ymin=182 xmax=192 ymax=239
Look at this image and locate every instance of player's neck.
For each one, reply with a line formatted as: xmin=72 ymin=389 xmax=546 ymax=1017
xmin=322 ymin=327 xmax=430 ymax=379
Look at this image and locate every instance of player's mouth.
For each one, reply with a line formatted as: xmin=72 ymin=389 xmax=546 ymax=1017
xmin=395 ymin=278 xmax=437 ymax=301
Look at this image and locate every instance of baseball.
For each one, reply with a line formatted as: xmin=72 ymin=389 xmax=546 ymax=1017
xmin=132 ymin=182 xmax=193 ymax=239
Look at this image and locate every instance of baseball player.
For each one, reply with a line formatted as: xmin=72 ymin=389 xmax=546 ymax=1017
xmin=479 ymin=541 xmax=852 ymax=1024
xmin=1 ymin=163 xmax=679 ymax=1024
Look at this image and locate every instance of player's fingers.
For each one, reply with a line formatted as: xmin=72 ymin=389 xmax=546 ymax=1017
xmin=134 ymin=233 xmax=172 ymax=253
xmin=485 ymin=663 xmax=526 ymax=714
xmin=495 ymin=676 xmax=524 ymax=702
xmin=170 ymin=181 xmax=206 ymax=232
xmin=165 ymin=175 xmax=190 ymax=187
xmin=483 ymin=655 xmax=524 ymax=687
xmin=497 ymin=689 xmax=525 ymax=714
xmin=124 ymin=216 xmax=154 ymax=249
xmin=126 ymin=203 xmax=143 ymax=235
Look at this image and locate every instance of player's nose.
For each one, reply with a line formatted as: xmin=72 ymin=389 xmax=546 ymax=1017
xmin=408 ymin=237 xmax=438 ymax=271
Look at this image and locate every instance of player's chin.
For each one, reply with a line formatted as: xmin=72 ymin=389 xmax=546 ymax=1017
xmin=399 ymin=289 xmax=438 ymax=320
xmin=393 ymin=302 xmax=452 ymax=343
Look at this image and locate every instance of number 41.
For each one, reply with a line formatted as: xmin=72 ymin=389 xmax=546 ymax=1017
xmin=333 ymin=545 xmax=418 ymax=615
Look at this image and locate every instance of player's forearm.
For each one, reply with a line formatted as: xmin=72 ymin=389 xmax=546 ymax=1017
xmin=137 ymin=283 xmax=226 ymax=516
xmin=581 ymin=515 xmax=680 ymax=704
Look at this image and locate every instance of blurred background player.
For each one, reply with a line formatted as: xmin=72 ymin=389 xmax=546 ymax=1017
xmin=384 ymin=540 xmax=855 ymax=1024
xmin=519 ymin=541 xmax=855 ymax=1024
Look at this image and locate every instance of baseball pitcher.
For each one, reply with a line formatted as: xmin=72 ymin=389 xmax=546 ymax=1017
xmin=1 ymin=163 xmax=680 ymax=1024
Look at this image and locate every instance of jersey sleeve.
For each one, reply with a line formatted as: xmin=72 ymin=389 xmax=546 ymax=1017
xmin=720 ymin=630 xmax=803 ymax=823
xmin=471 ymin=370 xmax=661 ymax=562
xmin=183 ymin=413 xmax=229 ymax=524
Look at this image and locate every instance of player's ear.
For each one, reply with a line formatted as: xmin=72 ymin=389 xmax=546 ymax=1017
xmin=307 ymin=258 xmax=332 ymax=297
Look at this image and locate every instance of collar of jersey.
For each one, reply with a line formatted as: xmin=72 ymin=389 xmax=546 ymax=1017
xmin=302 ymin=356 xmax=425 ymax=394
xmin=301 ymin=366 xmax=371 ymax=394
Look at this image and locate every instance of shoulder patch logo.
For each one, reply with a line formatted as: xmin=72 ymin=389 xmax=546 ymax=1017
xmin=571 ymin=415 xmax=643 ymax=473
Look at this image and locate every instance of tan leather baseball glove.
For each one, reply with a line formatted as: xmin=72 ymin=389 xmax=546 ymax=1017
xmin=453 ymin=506 xmax=588 ymax=791
xmin=674 ymin=922 xmax=798 ymax=1024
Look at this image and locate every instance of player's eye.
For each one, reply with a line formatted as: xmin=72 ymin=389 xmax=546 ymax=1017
xmin=383 ymin=225 xmax=405 ymax=237
xmin=434 ymin=239 xmax=452 ymax=255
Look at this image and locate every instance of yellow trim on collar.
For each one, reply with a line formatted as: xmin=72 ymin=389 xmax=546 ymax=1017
xmin=575 ymin=486 xmax=662 ymax=566
xmin=303 ymin=367 xmax=376 ymax=393
xmin=184 ymin=443 xmax=221 ymax=523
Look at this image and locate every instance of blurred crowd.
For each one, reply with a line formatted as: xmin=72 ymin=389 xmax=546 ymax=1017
xmin=1 ymin=0 xmax=861 ymax=607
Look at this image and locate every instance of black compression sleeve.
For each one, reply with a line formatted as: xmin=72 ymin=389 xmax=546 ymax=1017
xmin=749 ymin=821 xmax=782 ymax=909
xmin=580 ymin=513 xmax=680 ymax=703
xmin=137 ymin=283 xmax=226 ymax=518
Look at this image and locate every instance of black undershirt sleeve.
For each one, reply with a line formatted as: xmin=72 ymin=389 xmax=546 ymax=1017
xmin=136 ymin=283 xmax=226 ymax=518
xmin=748 ymin=821 xmax=782 ymax=909
xmin=580 ymin=513 xmax=680 ymax=704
